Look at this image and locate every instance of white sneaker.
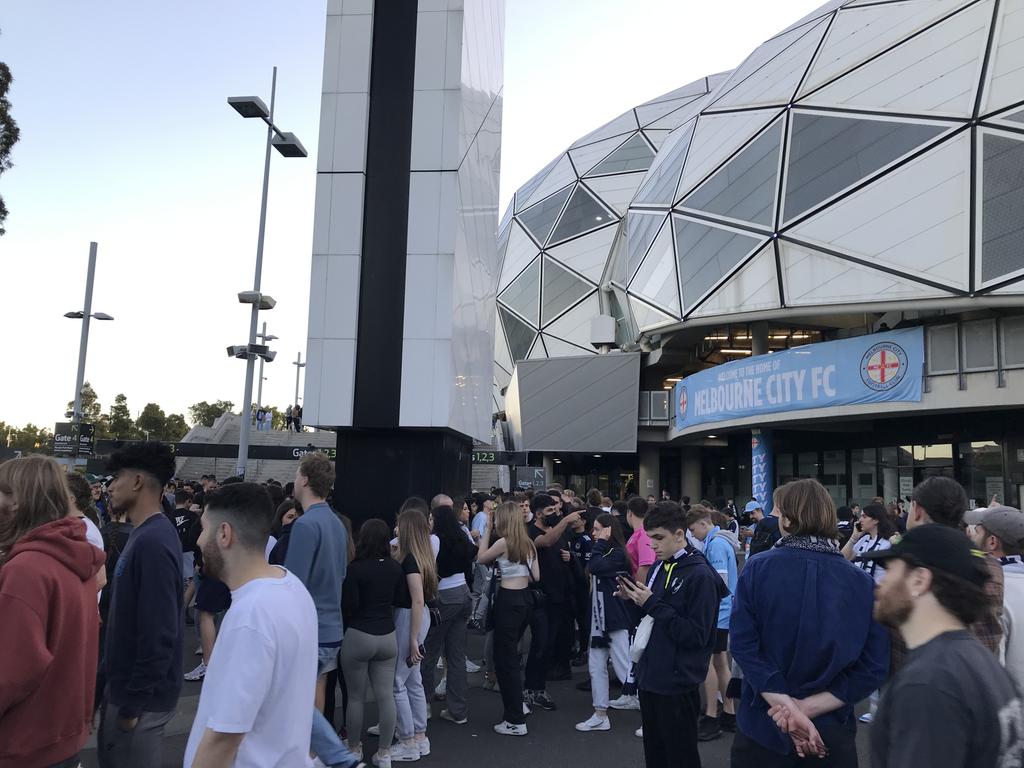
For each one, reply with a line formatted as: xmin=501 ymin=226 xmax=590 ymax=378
xmin=609 ymin=694 xmax=640 ymax=711
xmin=575 ymin=714 xmax=611 ymax=732
xmin=522 ymin=702 xmax=531 ymax=716
xmin=416 ymin=738 xmax=430 ymax=757
xmin=465 ymin=659 xmax=481 ymax=673
xmin=439 ymin=709 xmax=467 ymax=725
xmin=493 ymin=721 xmax=527 ymax=736
xmin=436 ymin=658 xmax=444 ymax=669
xmin=367 ymin=724 xmax=380 ymax=736
xmin=434 ymin=679 xmax=446 ymax=697
xmin=184 ymin=662 xmax=207 ymax=681
xmin=372 ymin=753 xmax=391 ymax=768
xmin=390 ymin=743 xmax=419 ymax=762
xmin=635 ymin=727 xmax=644 ymax=738
xmin=859 ymin=712 xmax=874 ymax=724
xmin=194 ymin=644 xmax=203 ymax=656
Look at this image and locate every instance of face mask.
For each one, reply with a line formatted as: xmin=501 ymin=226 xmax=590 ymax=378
xmin=544 ymin=513 xmax=561 ymax=528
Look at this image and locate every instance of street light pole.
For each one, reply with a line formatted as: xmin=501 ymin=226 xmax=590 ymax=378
xmin=71 ymin=242 xmax=98 ymax=426
xmin=255 ymin=321 xmax=278 ymax=411
xmin=293 ymin=351 xmax=306 ymax=408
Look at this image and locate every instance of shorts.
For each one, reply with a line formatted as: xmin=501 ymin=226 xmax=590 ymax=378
xmin=318 ymin=645 xmax=340 ymax=676
xmin=182 ymin=552 xmax=196 ymax=583
xmin=713 ymin=628 xmax=729 ymax=654
xmin=195 ymin=574 xmax=232 ymax=614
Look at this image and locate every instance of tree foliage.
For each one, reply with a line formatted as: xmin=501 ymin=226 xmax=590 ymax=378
xmin=189 ymin=400 xmax=234 ymax=428
xmin=108 ymin=394 xmax=135 ymax=439
xmin=0 ymin=37 xmax=21 ymax=236
xmin=66 ymin=381 xmax=102 ymax=424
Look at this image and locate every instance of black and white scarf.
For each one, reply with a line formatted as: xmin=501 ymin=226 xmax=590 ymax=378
xmin=774 ymin=535 xmax=842 ymax=556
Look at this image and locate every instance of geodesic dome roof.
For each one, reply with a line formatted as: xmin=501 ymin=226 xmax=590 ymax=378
xmin=494 ymin=0 xmax=1024 ymax=410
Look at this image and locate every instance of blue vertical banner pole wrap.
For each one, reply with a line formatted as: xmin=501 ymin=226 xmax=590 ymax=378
xmin=751 ymin=429 xmax=773 ymax=515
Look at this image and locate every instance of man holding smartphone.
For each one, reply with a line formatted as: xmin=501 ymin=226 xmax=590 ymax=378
xmin=617 ymin=502 xmax=726 ymax=768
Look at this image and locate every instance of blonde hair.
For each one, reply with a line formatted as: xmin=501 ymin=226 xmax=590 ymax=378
xmin=495 ymin=501 xmax=535 ymax=565
xmin=0 ymin=455 xmax=71 ymax=561
xmin=397 ymin=510 xmax=438 ymax=603
xmin=773 ymin=479 xmax=838 ymax=539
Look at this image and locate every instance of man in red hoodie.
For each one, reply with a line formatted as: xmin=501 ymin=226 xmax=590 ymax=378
xmin=0 ymin=455 xmax=105 ymax=768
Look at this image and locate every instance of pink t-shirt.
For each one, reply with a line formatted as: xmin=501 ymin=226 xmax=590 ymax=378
xmin=626 ymin=528 xmax=656 ymax=575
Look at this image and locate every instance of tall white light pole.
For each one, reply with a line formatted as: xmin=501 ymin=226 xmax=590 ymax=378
xmin=255 ymin=322 xmax=278 ymax=411
xmin=227 ymin=67 xmax=307 ymax=478
xmin=65 ymin=241 xmax=114 ymax=425
xmin=293 ymin=351 xmax=306 ymax=409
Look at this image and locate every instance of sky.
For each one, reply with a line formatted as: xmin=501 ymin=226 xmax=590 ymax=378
xmin=0 ymin=0 xmax=825 ymax=429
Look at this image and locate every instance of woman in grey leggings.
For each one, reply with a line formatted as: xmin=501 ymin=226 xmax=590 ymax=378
xmin=341 ymin=520 xmax=407 ymax=768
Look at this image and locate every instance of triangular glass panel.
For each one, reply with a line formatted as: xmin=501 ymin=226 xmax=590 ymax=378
xmin=984 ymin=0 xmax=1024 ymax=113
xmin=779 ymin=241 xmax=953 ymax=305
xmin=633 ymin=119 xmax=696 ymax=206
xmin=514 ymin=153 xmax=562 ymax=212
xmin=603 ymin=225 xmax=630 ymax=284
xmin=546 ymin=223 xmax=618 ymax=283
xmin=544 ymin=293 xmax=601 ymax=347
xmin=981 ymin=132 xmax=1024 ymax=284
xmin=789 ymin=132 xmax=970 ymax=289
xmin=542 ymin=334 xmax=594 ymax=357
xmin=498 ymin=221 xmax=541 ymax=293
xmin=1005 ymin=108 xmax=1024 ymax=125
xmin=494 ymin=318 xmax=514 ymax=375
xmin=541 ymin=256 xmax=595 ymax=326
xmin=519 ymin=154 xmax=577 ymax=210
xmin=803 ymin=0 xmax=991 ymax=118
xmin=571 ymin=111 xmax=639 ymax=148
xmin=583 ymin=174 xmax=645 ymax=216
xmin=691 ymin=243 xmax=781 ymax=318
xmin=498 ymin=200 xmax=514 ymax=236
xmin=676 ymin=109 xmax=781 ymax=203
xmin=673 ymin=215 xmax=766 ymax=309
xmin=711 ymin=18 xmax=829 ymax=109
xmin=495 ymin=223 xmax=511 ymax=285
xmin=628 ymin=295 xmax=674 ymax=332
xmin=680 ymin=117 xmax=783 ymax=227
xmin=499 ymin=306 xmax=537 ymax=363
xmin=587 ymin=134 xmax=656 ymax=176
xmin=635 ymin=95 xmax=703 ymax=128
xmin=527 ymin=336 xmax=547 ymax=360
xmin=517 ymin=185 xmax=572 ymax=246
xmin=800 ymin=0 xmax=973 ymax=96
xmin=569 ymin=134 xmax=632 ymax=177
xmin=646 ymin=96 xmax=708 ymax=131
xmin=642 ymin=129 xmax=674 ymax=150
xmin=710 ymin=22 xmax=821 ymax=108
xmin=549 ymin=185 xmax=616 ymax=244
xmin=784 ymin=112 xmax=948 ymax=222
xmin=628 ymin=221 xmax=681 ymax=316
xmin=625 ymin=212 xmax=666 ymax=283
xmin=498 ymin=256 xmax=541 ymax=326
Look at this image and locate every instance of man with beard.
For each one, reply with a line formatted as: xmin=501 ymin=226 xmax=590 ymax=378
xmin=864 ymin=525 xmax=1024 ymax=767
xmin=184 ymin=483 xmax=318 ymax=767
xmin=98 ymin=442 xmax=183 ymax=768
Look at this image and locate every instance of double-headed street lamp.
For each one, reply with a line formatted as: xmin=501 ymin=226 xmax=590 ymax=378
xmin=65 ymin=242 xmax=114 ymax=425
xmin=227 ymin=66 xmax=307 ymax=478
xmin=256 ymin=322 xmax=278 ymax=411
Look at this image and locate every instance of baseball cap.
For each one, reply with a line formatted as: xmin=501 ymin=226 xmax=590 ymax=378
xmin=964 ymin=505 xmax=1024 ymax=546
xmin=858 ymin=524 xmax=989 ymax=587
xmin=744 ymin=500 xmax=762 ymax=514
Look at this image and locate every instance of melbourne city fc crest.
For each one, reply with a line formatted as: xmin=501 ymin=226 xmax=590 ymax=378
xmin=860 ymin=342 xmax=909 ymax=391
xmin=678 ymin=386 xmax=688 ymax=421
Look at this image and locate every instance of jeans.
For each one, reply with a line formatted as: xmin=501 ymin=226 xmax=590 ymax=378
xmin=420 ymin=585 xmax=472 ymax=720
xmin=523 ymin=600 xmax=549 ymax=691
xmin=492 ymin=588 xmax=532 ymax=724
xmin=589 ymin=629 xmax=631 ymax=710
xmin=394 ymin=606 xmax=430 ymax=740
xmin=311 ymin=708 xmax=360 ymax=768
xmin=97 ymin=701 xmax=174 ymax=768
xmin=639 ymin=687 xmax=701 ymax=768
xmin=731 ymin=722 xmax=859 ymax=768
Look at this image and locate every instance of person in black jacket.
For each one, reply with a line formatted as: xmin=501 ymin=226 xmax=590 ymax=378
xmin=268 ymin=498 xmax=301 ymax=566
xmin=617 ymin=501 xmax=726 ymax=768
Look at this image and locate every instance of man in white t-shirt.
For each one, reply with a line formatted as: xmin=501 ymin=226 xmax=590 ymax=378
xmin=184 ymin=483 xmax=319 ymax=768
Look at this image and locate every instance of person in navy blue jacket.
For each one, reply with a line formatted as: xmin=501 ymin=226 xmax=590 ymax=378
xmin=617 ymin=501 xmax=727 ymax=768
xmin=730 ymin=478 xmax=890 ymax=768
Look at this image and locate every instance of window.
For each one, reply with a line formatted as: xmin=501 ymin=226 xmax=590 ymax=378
xmin=1002 ymin=316 xmax=1024 ymax=368
xmin=958 ymin=441 xmax=1005 ymax=507
xmin=982 ymin=134 xmax=1024 ymax=283
xmin=961 ymin=319 xmax=997 ymax=371
xmin=927 ymin=324 xmax=958 ymax=374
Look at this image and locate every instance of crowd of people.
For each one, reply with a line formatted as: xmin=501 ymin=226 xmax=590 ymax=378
xmin=250 ymin=403 xmax=303 ymax=432
xmin=1 ymin=442 xmax=1023 ymax=767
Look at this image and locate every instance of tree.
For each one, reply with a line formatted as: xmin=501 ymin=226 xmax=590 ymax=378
xmin=65 ymin=381 xmax=102 ymax=424
xmin=164 ymin=413 xmax=189 ymax=442
xmin=108 ymin=393 xmax=135 ymax=439
xmin=10 ymin=423 xmax=51 ymax=453
xmin=0 ymin=39 xmax=20 ymax=236
xmin=189 ymin=400 xmax=234 ymax=428
xmin=136 ymin=403 xmax=166 ymax=441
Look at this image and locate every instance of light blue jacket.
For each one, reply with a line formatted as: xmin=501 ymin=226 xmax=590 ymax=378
xmin=284 ymin=502 xmax=348 ymax=644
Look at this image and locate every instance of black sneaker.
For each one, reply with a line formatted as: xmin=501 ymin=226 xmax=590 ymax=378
xmin=720 ymin=712 xmax=737 ymax=732
xmin=698 ymin=715 xmax=722 ymax=741
xmin=531 ymin=691 xmax=557 ymax=711
xmin=570 ymin=653 xmax=588 ymax=668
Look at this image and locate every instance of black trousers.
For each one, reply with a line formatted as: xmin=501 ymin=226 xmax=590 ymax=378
xmin=523 ymin=600 xmax=549 ymax=691
xmin=544 ymin=600 xmax=574 ymax=673
xmin=492 ymin=588 xmax=532 ymax=724
xmin=730 ymin=722 xmax=859 ymax=768
xmin=639 ymin=687 xmax=702 ymax=768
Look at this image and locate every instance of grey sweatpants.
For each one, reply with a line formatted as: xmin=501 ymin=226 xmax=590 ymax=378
xmin=421 ymin=584 xmax=472 ymax=720
xmin=340 ymin=628 xmax=398 ymax=752
xmin=96 ymin=696 xmax=174 ymax=768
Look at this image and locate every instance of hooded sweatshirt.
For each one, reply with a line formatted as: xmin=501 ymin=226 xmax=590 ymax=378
xmin=0 ymin=518 xmax=105 ymax=767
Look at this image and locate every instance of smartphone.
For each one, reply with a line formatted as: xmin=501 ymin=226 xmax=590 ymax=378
xmin=406 ymin=643 xmax=426 ymax=668
xmin=616 ymin=571 xmax=638 ymax=587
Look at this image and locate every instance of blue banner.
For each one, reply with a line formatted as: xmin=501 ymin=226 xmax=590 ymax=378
xmin=751 ymin=429 xmax=773 ymax=514
xmin=675 ymin=327 xmax=924 ymax=430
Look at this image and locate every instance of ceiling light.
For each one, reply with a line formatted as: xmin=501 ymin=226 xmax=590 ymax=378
xmin=593 ymin=454 xmax=602 ymax=458
xmin=665 ymin=377 xmax=682 ymax=382
xmin=707 ymin=434 xmax=717 ymax=438
xmin=770 ymin=333 xmax=790 ymax=340
xmin=704 ymin=334 xmax=728 ymax=341
xmin=720 ymin=348 xmax=752 ymax=355
xmin=734 ymin=334 xmax=749 ymax=340
xmin=792 ymin=333 xmax=810 ymax=340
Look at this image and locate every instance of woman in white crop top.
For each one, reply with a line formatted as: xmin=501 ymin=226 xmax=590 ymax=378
xmin=477 ymin=502 xmax=539 ymax=736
